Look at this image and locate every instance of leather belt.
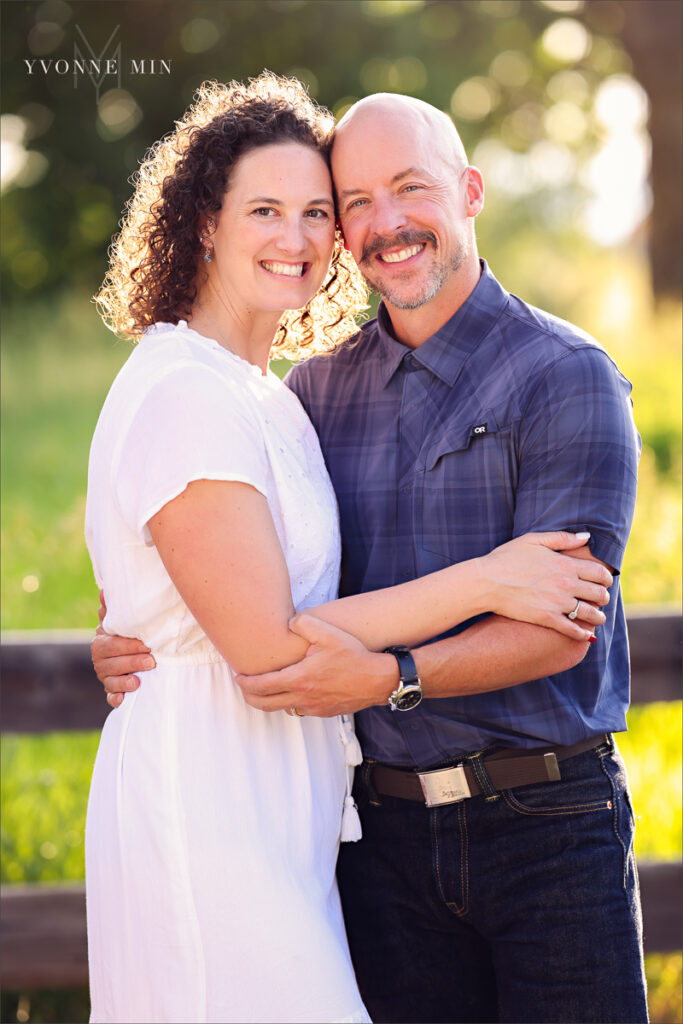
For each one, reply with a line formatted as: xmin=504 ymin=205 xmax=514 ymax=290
xmin=369 ymin=735 xmax=609 ymax=808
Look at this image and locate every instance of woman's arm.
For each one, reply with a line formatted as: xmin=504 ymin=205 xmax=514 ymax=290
xmin=148 ymin=478 xmax=610 ymax=676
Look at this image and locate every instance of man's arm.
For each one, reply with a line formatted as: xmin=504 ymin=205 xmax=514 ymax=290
xmin=91 ymin=594 xmax=151 ymax=708
xmin=235 ymin=341 xmax=638 ymax=716
xmin=91 ymin=605 xmax=591 ymax=714
xmin=231 ymin=593 xmax=597 ymax=717
xmin=406 ymin=344 xmax=638 ymax=707
xmin=231 ymin=548 xmax=605 ymax=715
xmin=415 ymin=545 xmax=608 ymax=697
xmin=230 ymin=550 xmax=609 ymax=720
xmin=93 ymin=535 xmax=608 ymax=711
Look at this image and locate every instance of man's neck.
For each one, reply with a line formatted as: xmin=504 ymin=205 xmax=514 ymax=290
xmin=384 ymin=256 xmax=482 ymax=349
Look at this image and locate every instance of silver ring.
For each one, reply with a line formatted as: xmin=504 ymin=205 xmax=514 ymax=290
xmin=288 ymin=706 xmax=303 ymax=717
xmin=567 ymin=599 xmax=581 ymax=621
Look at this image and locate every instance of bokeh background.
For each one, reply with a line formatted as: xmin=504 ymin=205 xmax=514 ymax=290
xmin=2 ymin=1 xmax=681 ymax=1021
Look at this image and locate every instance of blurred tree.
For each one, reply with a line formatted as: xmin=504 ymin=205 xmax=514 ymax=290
xmin=1 ymin=0 xmax=677 ymax=306
xmin=596 ymin=0 xmax=682 ymax=300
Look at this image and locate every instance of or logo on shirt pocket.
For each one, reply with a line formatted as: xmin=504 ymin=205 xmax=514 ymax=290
xmin=420 ymin=410 xmax=513 ymax=562
xmin=425 ymin=411 xmax=499 ymax=473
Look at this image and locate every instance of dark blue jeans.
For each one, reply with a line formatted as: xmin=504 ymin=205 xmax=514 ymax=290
xmin=337 ymin=735 xmax=648 ymax=1023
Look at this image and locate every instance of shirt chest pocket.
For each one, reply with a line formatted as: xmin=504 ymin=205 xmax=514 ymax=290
xmin=419 ymin=413 xmax=516 ymax=562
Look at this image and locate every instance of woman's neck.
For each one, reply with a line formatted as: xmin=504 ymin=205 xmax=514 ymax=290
xmin=188 ymin=284 xmax=281 ymax=376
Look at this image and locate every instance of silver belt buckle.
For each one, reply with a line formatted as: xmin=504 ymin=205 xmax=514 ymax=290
xmin=418 ymin=764 xmax=471 ymax=807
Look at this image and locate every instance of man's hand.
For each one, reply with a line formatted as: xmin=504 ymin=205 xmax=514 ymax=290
xmin=91 ymin=591 xmax=155 ymax=708
xmin=234 ymin=614 xmax=398 ymax=717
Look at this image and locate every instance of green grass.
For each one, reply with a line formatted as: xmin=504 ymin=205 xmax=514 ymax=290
xmin=1 ymin=288 xmax=681 ymax=1023
xmin=0 ymin=732 xmax=99 ymax=884
xmin=1 ymin=297 xmax=131 ymax=630
xmin=617 ymin=705 xmax=682 ymax=861
xmin=646 ymin=954 xmax=683 ymax=1024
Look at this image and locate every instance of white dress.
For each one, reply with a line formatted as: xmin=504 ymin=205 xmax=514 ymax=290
xmin=84 ymin=322 xmax=370 ymax=1024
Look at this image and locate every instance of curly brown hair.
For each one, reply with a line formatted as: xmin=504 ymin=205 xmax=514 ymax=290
xmin=96 ymin=73 xmax=367 ymax=359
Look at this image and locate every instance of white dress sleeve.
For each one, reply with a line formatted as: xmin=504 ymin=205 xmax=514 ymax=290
xmin=115 ymin=362 xmax=269 ymax=544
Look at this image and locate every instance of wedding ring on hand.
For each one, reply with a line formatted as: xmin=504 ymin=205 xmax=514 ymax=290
xmin=288 ymin=706 xmax=303 ymax=717
xmin=567 ymin=599 xmax=582 ymax=621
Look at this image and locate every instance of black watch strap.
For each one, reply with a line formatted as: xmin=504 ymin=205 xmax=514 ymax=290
xmin=383 ymin=645 xmax=419 ymax=684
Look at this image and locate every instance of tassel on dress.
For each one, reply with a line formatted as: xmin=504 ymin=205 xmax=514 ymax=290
xmin=339 ymin=715 xmax=363 ymax=766
xmin=341 ymin=795 xmax=362 ymax=842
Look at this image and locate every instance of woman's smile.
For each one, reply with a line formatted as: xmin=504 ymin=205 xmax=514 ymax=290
xmin=259 ymin=259 xmax=309 ymax=278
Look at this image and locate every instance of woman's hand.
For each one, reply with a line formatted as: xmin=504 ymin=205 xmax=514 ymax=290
xmin=481 ymin=531 xmax=612 ymax=640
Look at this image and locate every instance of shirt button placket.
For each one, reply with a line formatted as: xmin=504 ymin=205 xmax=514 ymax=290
xmin=397 ymin=363 xmax=423 ymax=583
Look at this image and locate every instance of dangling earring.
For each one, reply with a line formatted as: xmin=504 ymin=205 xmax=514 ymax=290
xmin=200 ymin=234 xmax=213 ymax=263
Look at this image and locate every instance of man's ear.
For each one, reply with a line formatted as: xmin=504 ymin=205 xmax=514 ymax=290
xmin=464 ymin=166 xmax=485 ymax=218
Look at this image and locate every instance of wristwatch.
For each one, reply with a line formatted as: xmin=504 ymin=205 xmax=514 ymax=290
xmin=384 ymin=645 xmax=423 ymax=711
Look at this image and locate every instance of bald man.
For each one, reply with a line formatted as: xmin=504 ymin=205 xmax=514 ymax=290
xmin=94 ymin=94 xmax=646 ymax=1022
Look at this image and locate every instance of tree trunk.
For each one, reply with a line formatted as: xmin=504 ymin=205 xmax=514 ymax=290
xmin=604 ymin=0 xmax=683 ymax=300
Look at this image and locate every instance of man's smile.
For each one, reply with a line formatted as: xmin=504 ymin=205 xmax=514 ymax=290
xmin=360 ymin=229 xmax=436 ymax=268
xmin=376 ymin=243 xmax=426 ymax=265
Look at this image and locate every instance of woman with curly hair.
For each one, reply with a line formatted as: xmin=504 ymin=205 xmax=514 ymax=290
xmin=84 ymin=72 xmax=607 ymax=1023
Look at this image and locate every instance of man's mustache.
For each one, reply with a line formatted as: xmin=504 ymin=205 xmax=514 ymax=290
xmin=360 ymin=230 xmax=436 ymax=265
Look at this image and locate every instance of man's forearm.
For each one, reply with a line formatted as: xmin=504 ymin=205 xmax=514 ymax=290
xmin=412 ymin=615 xmax=590 ymax=698
xmin=232 ymin=613 xmax=592 ymax=718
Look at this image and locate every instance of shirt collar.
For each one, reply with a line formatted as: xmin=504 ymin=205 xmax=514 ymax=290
xmin=374 ymin=260 xmax=509 ymax=388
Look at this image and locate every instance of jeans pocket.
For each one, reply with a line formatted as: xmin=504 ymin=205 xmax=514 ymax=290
xmin=502 ymin=750 xmax=614 ymax=816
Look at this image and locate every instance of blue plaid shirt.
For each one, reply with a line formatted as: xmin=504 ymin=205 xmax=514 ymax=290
xmin=287 ymin=262 xmax=640 ymax=768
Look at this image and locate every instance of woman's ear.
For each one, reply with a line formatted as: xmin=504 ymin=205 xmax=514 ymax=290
xmin=197 ymin=213 xmax=216 ymax=242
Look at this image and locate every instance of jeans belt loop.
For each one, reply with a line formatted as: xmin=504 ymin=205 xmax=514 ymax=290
xmin=468 ymin=751 xmax=501 ymax=802
xmin=363 ymin=759 xmax=382 ymax=807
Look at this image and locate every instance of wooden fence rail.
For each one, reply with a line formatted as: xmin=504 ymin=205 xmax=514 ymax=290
xmin=1 ymin=609 xmax=681 ymax=990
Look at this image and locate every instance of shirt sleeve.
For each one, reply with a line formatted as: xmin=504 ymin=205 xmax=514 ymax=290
xmin=115 ymin=363 xmax=270 ymax=544
xmin=513 ymin=346 xmax=641 ymax=572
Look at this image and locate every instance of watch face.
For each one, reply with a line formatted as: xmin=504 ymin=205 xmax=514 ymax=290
xmin=394 ymin=685 xmax=423 ymax=711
